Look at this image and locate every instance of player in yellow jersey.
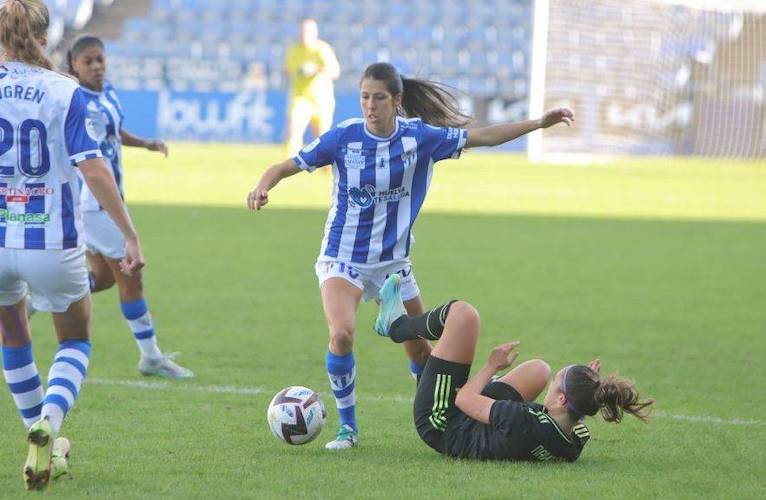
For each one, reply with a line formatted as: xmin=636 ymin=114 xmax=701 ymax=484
xmin=284 ymin=19 xmax=340 ymax=157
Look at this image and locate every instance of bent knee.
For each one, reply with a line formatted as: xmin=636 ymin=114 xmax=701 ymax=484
xmin=527 ymin=359 xmax=552 ymax=382
xmin=448 ymin=301 xmax=480 ymax=327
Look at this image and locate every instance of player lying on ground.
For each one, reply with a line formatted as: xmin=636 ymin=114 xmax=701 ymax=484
xmin=374 ymin=275 xmax=654 ymax=461
xmin=248 ymin=61 xmax=574 ymax=450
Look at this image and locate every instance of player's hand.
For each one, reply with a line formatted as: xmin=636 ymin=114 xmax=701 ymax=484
xmin=120 ymin=236 xmax=145 ymax=276
xmin=487 ymin=342 xmax=520 ymax=372
xmin=540 ymin=107 xmax=574 ymax=128
xmin=146 ymin=140 xmax=169 ymax=157
xmin=247 ymin=188 xmax=269 ymax=210
xmin=588 ymin=358 xmax=601 ymax=373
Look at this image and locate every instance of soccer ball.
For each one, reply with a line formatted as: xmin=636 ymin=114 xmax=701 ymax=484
xmin=267 ymin=386 xmax=326 ymax=445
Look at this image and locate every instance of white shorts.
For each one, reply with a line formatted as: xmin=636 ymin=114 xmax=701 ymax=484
xmin=315 ymin=258 xmax=421 ymax=302
xmin=0 ymin=247 xmax=90 ymax=313
xmin=83 ymin=209 xmax=125 ymax=259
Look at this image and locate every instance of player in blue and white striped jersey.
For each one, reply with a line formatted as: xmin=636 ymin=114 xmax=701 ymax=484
xmin=65 ymin=35 xmax=192 ymax=379
xmin=0 ymin=0 xmax=143 ymax=490
xmin=248 ymin=62 xmax=574 ymax=450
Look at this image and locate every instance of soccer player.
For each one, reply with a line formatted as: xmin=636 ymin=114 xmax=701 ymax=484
xmin=0 ymin=0 xmax=143 ymax=489
xmin=65 ymin=35 xmax=192 ymax=378
xmin=283 ymin=18 xmax=340 ymax=157
xmin=375 ymin=274 xmax=654 ymax=461
xmin=247 ymin=62 xmax=574 ymax=450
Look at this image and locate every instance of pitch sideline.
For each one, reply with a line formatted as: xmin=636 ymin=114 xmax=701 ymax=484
xmin=87 ymin=377 xmax=764 ymax=428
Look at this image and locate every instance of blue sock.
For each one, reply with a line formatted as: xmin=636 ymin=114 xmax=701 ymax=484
xmin=2 ymin=343 xmax=44 ymax=429
xmin=120 ymin=298 xmax=162 ymax=358
xmin=326 ymin=351 xmax=357 ymax=433
xmin=42 ymin=340 xmax=91 ymax=433
xmin=410 ymin=360 xmax=425 ymax=384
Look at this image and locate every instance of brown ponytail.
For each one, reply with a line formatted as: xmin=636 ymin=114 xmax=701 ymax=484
xmin=563 ymin=365 xmax=654 ymax=424
xmin=593 ymin=374 xmax=654 ymax=423
xmin=0 ymin=0 xmax=53 ymax=70
xmin=361 ymin=62 xmax=473 ymax=128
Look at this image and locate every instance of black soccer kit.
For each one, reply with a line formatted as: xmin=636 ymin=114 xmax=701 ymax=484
xmin=413 ymin=355 xmax=590 ymax=462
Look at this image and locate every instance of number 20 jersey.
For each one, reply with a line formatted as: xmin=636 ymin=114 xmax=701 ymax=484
xmin=0 ymin=62 xmax=101 ymax=250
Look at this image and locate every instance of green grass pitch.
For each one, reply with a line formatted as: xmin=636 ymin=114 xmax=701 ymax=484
xmin=1 ymin=145 xmax=764 ymax=498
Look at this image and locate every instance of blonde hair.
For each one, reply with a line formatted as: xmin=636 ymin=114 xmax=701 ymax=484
xmin=0 ymin=0 xmax=52 ymax=70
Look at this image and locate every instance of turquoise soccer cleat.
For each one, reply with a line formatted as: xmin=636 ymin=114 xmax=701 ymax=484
xmin=324 ymin=424 xmax=359 ymax=450
xmin=374 ymin=274 xmax=407 ymax=337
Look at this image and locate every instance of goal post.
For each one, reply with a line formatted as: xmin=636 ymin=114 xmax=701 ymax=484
xmin=528 ymin=0 xmax=766 ymax=162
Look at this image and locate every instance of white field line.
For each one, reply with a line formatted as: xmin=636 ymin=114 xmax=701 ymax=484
xmin=87 ymin=378 xmax=764 ymax=427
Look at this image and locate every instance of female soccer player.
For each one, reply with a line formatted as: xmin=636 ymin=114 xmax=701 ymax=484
xmin=248 ymin=62 xmax=574 ymax=449
xmin=0 ymin=0 xmax=143 ymax=489
xmin=375 ymin=274 xmax=654 ymax=461
xmin=66 ymin=35 xmax=192 ymax=378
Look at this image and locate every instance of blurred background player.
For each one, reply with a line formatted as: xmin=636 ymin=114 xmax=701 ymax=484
xmin=283 ymin=18 xmax=340 ymax=157
xmin=66 ymin=35 xmax=192 ymax=379
xmin=375 ymin=274 xmax=654 ymax=461
xmin=0 ymin=0 xmax=143 ymax=489
xmin=248 ymin=62 xmax=574 ymax=450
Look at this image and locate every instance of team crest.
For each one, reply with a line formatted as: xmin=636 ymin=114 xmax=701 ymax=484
xmin=344 ymin=142 xmax=366 ymax=169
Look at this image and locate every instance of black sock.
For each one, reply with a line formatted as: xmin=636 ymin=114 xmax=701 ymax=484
xmin=389 ymin=301 xmax=456 ymax=343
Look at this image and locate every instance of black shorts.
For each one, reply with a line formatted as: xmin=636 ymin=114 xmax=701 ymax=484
xmin=413 ymin=355 xmax=524 ymax=453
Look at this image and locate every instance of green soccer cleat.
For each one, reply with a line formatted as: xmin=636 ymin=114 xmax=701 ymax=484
xmin=51 ymin=437 xmax=71 ymax=481
xmin=324 ymin=424 xmax=359 ymax=450
xmin=374 ymin=274 xmax=407 ymax=337
xmin=139 ymin=352 xmax=194 ymax=379
xmin=23 ymin=418 xmax=53 ymax=491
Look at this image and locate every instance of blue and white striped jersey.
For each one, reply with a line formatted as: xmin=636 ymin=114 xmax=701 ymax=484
xmin=0 ymin=62 xmax=101 ymax=250
xmin=78 ymin=81 xmax=124 ymax=212
xmin=294 ymin=116 xmax=468 ymax=264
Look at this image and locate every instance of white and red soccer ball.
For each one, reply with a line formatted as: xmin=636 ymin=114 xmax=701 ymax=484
xmin=267 ymin=386 xmax=326 ymax=445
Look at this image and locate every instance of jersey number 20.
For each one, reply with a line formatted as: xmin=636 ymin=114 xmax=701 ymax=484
xmin=0 ymin=117 xmax=51 ymax=178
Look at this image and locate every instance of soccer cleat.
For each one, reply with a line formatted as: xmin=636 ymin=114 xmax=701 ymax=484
xmin=324 ymin=424 xmax=359 ymax=450
xmin=374 ymin=274 xmax=407 ymax=337
xmin=23 ymin=418 xmax=53 ymax=491
xmin=138 ymin=352 xmax=194 ymax=379
xmin=51 ymin=437 xmax=71 ymax=481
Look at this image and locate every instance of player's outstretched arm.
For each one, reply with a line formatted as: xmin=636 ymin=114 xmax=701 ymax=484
xmin=247 ymin=159 xmax=302 ymax=211
xmin=120 ymin=129 xmax=169 ymax=157
xmin=78 ymin=157 xmax=144 ymax=275
xmin=455 ymin=342 xmax=520 ymax=424
xmin=465 ymin=107 xmax=574 ymax=148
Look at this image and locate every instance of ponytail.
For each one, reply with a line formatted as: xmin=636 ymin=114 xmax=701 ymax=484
xmin=0 ymin=0 xmax=52 ymax=70
xmin=361 ymin=62 xmax=473 ymax=128
xmin=401 ymin=77 xmax=472 ymax=128
xmin=563 ymin=365 xmax=654 ymax=424
xmin=593 ymin=374 xmax=654 ymax=423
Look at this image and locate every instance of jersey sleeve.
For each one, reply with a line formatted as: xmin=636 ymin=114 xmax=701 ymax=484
xmin=65 ymin=88 xmax=102 ymax=164
xmin=489 ymin=399 xmax=535 ymax=436
xmin=424 ymin=124 xmax=468 ymax=162
xmin=293 ymin=128 xmax=337 ymax=172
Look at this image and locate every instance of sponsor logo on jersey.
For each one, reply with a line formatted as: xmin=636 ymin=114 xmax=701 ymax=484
xmin=348 ymin=184 xmax=410 ymax=209
xmin=0 ymin=186 xmax=54 ymax=197
xmin=0 ymin=208 xmax=50 ymax=224
xmin=343 ymin=143 xmax=366 ymax=169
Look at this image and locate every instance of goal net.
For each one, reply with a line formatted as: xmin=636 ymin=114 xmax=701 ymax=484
xmin=528 ymin=0 xmax=766 ymax=162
